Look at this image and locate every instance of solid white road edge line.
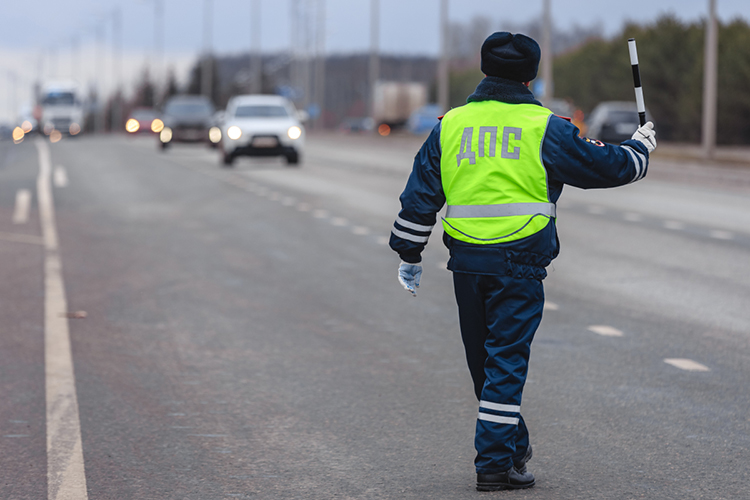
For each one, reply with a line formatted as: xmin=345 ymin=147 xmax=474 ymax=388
xmin=13 ymin=189 xmax=31 ymax=224
xmin=664 ymin=358 xmax=710 ymax=372
xmin=36 ymin=140 xmax=89 ymax=500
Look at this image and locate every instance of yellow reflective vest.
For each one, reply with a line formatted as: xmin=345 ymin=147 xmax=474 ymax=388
xmin=440 ymin=100 xmax=556 ymax=244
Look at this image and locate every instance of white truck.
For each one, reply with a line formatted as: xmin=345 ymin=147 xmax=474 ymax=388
xmin=373 ymin=81 xmax=428 ymax=129
xmin=40 ymin=81 xmax=84 ymax=136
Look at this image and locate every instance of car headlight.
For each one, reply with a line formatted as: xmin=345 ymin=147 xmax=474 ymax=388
xmin=287 ymin=126 xmax=302 ymax=140
xmin=209 ymin=126 xmax=222 ymax=143
xmin=160 ymin=127 xmax=173 ymax=143
xmin=126 ymin=118 xmax=140 ymax=133
xmin=151 ymin=119 xmax=165 ymax=133
xmin=227 ymin=126 xmax=242 ymax=140
xmin=69 ymin=123 xmax=81 ymax=135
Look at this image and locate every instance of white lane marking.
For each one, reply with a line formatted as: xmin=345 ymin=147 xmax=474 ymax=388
xmin=664 ymin=358 xmax=710 ymax=372
xmin=588 ymin=325 xmax=624 ymax=337
xmin=36 ymin=140 xmax=89 ymax=500
xmin=53 ymin=166 xmax=69 ymax=188
xmin=709 ymin=230 xmax=733 ymax=240
xmin=330 ymin=217 xmax=348 ymax=227
xmin=544 ymin=301 xmax=560 ymax=311
xmin=587 ymin=205 xmax=605 ymax=215
xmin=664 ymin=220 xmax=685 ymax=230
xmin=352 ymin=226 xmax=369 ymax=235
xmin=376 ymin=236 xmax=389 ymax=245
xmin=0 ymin=231 xmax=44 ymax=246
xmin=13 ymin=189 xmax=32 ymax=224
xmin=296 ymin=203 xmax=311 ymax=212
xmin=281 ymin=196 xmax=296 ymax=206
xmin=312 ymin=209 xmax=329 ymax=219
xmin=269 ymin=192 xmax=281 ymax=201
xmin=435 ymin=261 xmax=448 ymax=270
xmin=623 ymin=212 xmax=643 ymax=222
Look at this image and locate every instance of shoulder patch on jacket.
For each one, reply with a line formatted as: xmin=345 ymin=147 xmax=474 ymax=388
xmin=582 ymin=137 xmax=605 ymax=147
xmin=555 ymin=114 xmax=572 ymax=122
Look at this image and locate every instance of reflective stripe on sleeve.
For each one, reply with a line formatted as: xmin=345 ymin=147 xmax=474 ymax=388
xmin=479 ymin=401 xmax=521 ymax=414
xmin=446 ymin=202 xmax=556 ymax=219
xmin=478 ymin=412 xmax=520 ymax=426
xmin=395 ymin=216 xmax=434 ymax=232
xmin=391 ymin=227 xmax=429 ymax=243
xmin=622 ymin=145 xmax=646 ymax=182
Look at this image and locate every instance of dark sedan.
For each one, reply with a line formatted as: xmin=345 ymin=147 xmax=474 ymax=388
xmin=158 ymin=96 xmax=218 ymax=149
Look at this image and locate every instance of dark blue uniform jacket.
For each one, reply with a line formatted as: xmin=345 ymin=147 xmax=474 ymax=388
xmin=390 ymin=76 xmax=650 ymax=279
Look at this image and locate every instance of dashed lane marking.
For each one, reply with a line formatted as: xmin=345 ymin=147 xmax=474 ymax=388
xmin=53 ymin=166 xmax=68 ymax=188
xmin=709 ymin=230 xmax=733 ymax=240
xmin=377 ymin=236 xmax=389 ymax=245
xmin=312 ymin=209 xmax=329 ymax=219
xmin=330 ymin=217 xmax=348 ymax=227
xmin=352 ymin=226 xmax=370 ymax=235
xmin=664 ymin=358 xmax=710 ymax=372
xmin=544 ymin=301 xmax=560 ymax=311
xmin=36 ymin=140 xmax=89 ymax=500
xmin=588 ymin=325 xmax=624 ymax=337
xmin=12 ymin=189 xmax=31 ymax=224
xmin=296 ymin=203 xmax=311 ymax=212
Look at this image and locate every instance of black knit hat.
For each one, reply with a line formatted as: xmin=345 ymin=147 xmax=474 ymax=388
xmin=480 ymin=32 xmax=541 ymax=82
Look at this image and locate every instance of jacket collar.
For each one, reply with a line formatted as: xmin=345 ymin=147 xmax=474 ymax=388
xmin=467 ymin=76 xmax=542 ymax=106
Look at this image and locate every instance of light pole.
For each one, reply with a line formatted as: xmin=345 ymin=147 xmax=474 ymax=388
xmin=112 ymin=7 xmax=123 ymax=132
xmin=154 ymin=0 xmax=164 ymax=100
xmin=251 ymin=0 xmax=262 ymax=93
xmin=438 ymin=0 xmax=449 ymax=113
xmin=541 ymin=0 xmax=553 ymax=103
xmin=701 ymin=0 xmax=718 ymax=159
xmin=369 ymin=0 xmax=380 ymax=124
xmin=314 ymin=0 xmax=326 ymax=128
xmin=202 ymin=0 xmax=214 ymax=101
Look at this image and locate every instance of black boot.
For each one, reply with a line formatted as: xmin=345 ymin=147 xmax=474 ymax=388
xmin=514 ymin=444 xmax=533 ymax=474
xmin=477 ymin=466 xmax=535 ymax=491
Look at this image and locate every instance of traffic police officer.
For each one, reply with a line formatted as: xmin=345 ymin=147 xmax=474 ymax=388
xmin=389 ymin=32 xmax=656 ymax=491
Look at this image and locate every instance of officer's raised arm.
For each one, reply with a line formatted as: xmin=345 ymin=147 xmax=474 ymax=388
xmin=541 ymin=114 xmax=657 ymax=189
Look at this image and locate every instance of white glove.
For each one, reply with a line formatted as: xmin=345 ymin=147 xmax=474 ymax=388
xmin=631 ymin=121 xmax=657 ymax=153
xmin=398 ymin=261 xmax=422 ymax=297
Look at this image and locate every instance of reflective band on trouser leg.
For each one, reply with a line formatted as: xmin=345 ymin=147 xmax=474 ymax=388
xmin=446 ymin=202 xmax=556 ymax=219
xmin=477 ymin=413 xmax=519 ymax=426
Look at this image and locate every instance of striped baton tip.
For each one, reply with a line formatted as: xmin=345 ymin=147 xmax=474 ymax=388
xmin=628 ymin=38 xmax=647 ymax=126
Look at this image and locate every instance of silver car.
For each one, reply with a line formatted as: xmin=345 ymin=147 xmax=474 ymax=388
xmin=218 ymin=95 xmax=306 ymax=167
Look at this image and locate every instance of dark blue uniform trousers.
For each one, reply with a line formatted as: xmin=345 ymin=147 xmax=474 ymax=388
xmin=453 ymin=272 xmax=544 ymax=474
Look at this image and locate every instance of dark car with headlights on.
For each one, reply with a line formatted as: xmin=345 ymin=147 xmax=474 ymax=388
xmin=586 ymin=101 xmax=653 ymax=144
xmin=158 ymin=96 xmax=220 ymax=149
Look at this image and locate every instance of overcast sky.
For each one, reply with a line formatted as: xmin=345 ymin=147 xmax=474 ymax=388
xmin=2 ymin=0 xmax=749 ymax=120
xmin=3 ymin=0 xmax=750 ymax=57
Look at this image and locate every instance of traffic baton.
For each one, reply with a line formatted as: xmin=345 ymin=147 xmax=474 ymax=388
xmin=627 ymin=38 xmax=647 ymax=126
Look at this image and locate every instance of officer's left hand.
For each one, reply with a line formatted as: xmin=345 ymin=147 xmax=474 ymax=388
xmin=631 ymin=121 xmax=657 ymax=153
xmin=398 ymin=261 xmax=422 ymax=297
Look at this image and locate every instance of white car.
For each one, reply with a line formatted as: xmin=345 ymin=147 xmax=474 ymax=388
xmin=218 ymin=95 xmax=306 ymax=166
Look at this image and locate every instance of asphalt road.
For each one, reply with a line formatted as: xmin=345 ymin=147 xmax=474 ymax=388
xmin=1 ymin=132 xmax=748 ymax=499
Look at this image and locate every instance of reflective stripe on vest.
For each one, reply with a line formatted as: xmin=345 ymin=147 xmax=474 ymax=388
xmin=439 ymin=101 xmax=554 ymax=244
xmin=446 ymin=202 xmax=556 ymax=219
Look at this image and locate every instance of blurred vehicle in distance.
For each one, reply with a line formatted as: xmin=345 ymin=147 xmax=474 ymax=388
xmin=407 ymin=104 xmax=441 ymax=134
xmin=218 ymin=95 xmax=305 ymax=167
xmin=40 ymin=81 xmax=84 ymax=136
xmin=544 ymin=98 xmax=574 ymax=118
xmin=586 ymin=101 xmax=652 ymax=144
xmin=374 ymin=81 xmax=427 ymax=130
xmin=17 ymin=103 xmax=38 ymax=134
xmin=158 ymin=95 xmax=216 ymax=149
xmin=339 ymin=117 xmax=374 ymax=133
xmin=125 ymin=108 xmax=163 ymax=135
